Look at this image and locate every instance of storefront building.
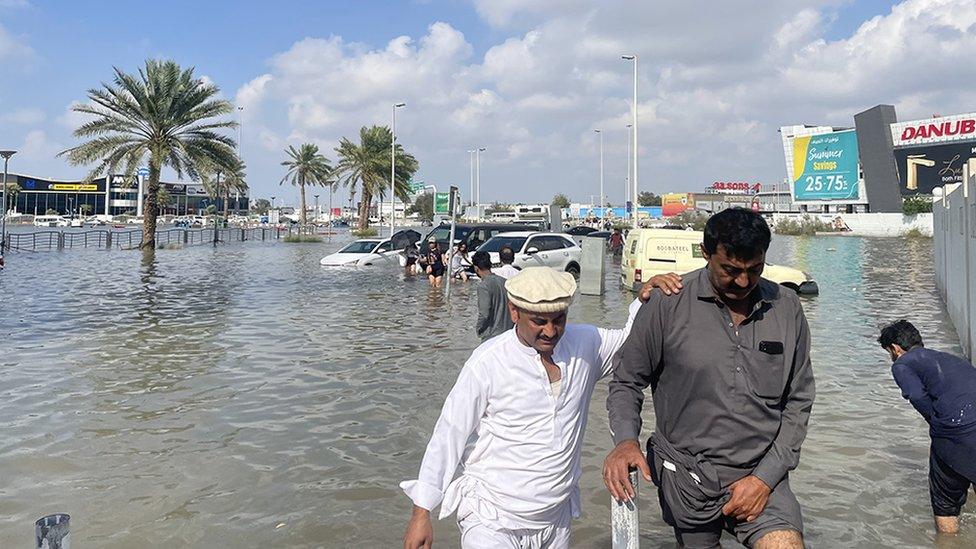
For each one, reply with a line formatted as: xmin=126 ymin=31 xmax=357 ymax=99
xmin=6 ymin=173 xmax=248 ymax=217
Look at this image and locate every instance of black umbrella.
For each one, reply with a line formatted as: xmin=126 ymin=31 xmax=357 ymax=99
xmin=390 ymin=229 xmax=421 ymax=250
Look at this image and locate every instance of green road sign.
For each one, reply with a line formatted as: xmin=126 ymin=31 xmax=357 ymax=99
xmin=434 ymin=192 xmax=450 ymax=214
xmin=409 ymin=180 xmax=425 ymax=193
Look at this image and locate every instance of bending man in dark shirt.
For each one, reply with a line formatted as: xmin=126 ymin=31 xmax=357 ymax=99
xmin=879 ymin=320 xmax=976 ymax=534
xmin=604 ymin=209 xmax=815 ymax=549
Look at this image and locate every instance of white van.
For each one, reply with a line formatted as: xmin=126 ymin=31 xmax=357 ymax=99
xmin=33 ymin=215 xmax=66 ymax=227
xmin=621 ymin=228 xmax=818 ymax=294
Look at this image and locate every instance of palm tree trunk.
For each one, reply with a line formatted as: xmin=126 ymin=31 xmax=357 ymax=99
xmin=223 ymin=182 xmax=230 ymax=220
xmin=357 ymin=185 xmax=371 ymax=230
xmin=299 ymin=177 xmax=308 ymax=226
xmin=141 ymin=160 xmax=161 ymax=249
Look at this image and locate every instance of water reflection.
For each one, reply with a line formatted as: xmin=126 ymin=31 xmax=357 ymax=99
xmin=0 ymin=234 xmax=971 ymax=548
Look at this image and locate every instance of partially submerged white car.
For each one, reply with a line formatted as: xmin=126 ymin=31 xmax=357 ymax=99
xmin=320 ymin=239 xmax=400 ymax=267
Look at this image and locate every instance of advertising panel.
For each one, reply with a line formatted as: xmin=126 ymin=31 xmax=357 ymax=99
xmin=792 ymin=130 xmax=860 ymax=201
xmin=893 ymin=141 xmax=976 ymax=195
xmin=891 ymin=112 xmax=976 ymax=148
xmin=17 ymin=176 xmax=107 ymax=194
xmin=662 ymin=193 xmax=694 ymax=217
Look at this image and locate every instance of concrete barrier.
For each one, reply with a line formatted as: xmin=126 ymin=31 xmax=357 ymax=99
xmin=580 ymin=237 xmax=606 ymax=295
xmin=933 ymin=159 xmax=976 ymax=360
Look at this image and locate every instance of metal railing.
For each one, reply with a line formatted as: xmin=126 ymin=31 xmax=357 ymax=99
xmin=2 ymin=225 xmax=319 ymax=252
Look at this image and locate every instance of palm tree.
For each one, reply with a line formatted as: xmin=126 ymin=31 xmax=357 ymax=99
xmin=4 ymin=182 xmax=20 ymax=213
xmin=280 ymin=143 xmax=332 ymax=226
xmin=200 ymin=158 xmax=248 ymax=219
xmin=60 ymin=59 xmax=238 ymax=249
xmin=333 ymin=125 xmax=418 ymax=230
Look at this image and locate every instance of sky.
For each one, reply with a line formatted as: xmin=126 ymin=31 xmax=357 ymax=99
xmin=2 ymin=0 xmax=975 ymax=207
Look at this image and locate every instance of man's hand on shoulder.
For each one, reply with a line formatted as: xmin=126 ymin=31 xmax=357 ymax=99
xmin=721 ymin=475 xmax=771 ymax=522
xmin=639 ymin=272 xmax=683 ymax=302
xmin=403 ymin=505 xmax=433 ymax=549
xmin=603 ymin=439 xmax=653 ymax=501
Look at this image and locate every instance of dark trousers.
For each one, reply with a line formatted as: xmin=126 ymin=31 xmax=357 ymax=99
xmin=930 ymin=433 xmax=976 ymax=516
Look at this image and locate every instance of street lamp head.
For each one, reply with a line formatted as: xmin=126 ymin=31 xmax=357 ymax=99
xmin=237 ymin=105 xmax=244 ymax=111
xmin=594 ymin=129 xmax=601 ymax=133
xmin=626 ymin=124 xmax=633 ymax=128
xmin=395 ymin=102 xmax=406 ymax=108
xmin=622 ymin=54 xmax=636 ymax=60
xmin=478 ymin=147 xmax=486 ymax=152
xmin=0 ymin=150 xmax=16 ymax=159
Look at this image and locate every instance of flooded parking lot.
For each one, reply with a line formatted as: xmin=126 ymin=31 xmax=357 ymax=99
xmin=0 ymin=232 xmax=971 ymax=548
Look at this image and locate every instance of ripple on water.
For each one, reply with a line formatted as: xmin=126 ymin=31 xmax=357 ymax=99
xmin=0 ymin=233 xmax=972 ymax=548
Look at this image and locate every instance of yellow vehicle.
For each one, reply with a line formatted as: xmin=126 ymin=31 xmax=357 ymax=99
xmin=621 ymin=228 xmax=819 ymax=295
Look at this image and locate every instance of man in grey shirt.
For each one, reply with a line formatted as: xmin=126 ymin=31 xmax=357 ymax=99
xmin=604 ymin=209 xmax=814 ymax=549
xmin=473 ymin=251 xmax=514 ymax=341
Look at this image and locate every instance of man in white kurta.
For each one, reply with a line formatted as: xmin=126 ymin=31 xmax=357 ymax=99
xmin=402 ymin=267 xmax=678 ymax=548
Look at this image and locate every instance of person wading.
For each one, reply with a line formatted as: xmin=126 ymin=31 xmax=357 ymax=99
xmin=420 ymin=237 xmax=447 ymax=288
xmin=472 ymin=250 xmax=513 ymax=341
xmin=879 ymin=320 xmax=976 ymax=535
xmin=605 ymin=208 xmax=815 ymax=549
xmin=401 ymin=266 xmax=681 ymax=549
xmin=494 ymin=246 xmax=520 ymax=279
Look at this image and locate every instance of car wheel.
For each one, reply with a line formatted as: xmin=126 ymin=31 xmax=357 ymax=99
xmin=566 ymin=262 xmax=581 ymax=279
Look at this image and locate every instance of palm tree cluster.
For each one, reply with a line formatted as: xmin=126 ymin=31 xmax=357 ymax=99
xmin=280 ymin=125 xmax=419 ymax=230
xmin=61 ymin=59 xmax=421 ymax=245
xmin=61 ymin=59 xmax=246 ymax=249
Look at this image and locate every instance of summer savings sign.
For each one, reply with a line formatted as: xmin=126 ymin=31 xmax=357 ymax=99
xmin=791 ymin=131 xmax=860 ymax=201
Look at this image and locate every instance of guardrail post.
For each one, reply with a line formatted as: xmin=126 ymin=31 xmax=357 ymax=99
xmin=35 ymin=513 xmax=70 ymax=548
xmin=106 ymin=231 xmax=112 ymax=249
xmin=611 ymin=470 xmax=639 ymax=549
xmin=58 ymin=231 xmax=65 ymax=250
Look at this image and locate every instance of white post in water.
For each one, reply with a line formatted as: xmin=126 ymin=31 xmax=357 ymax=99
xmin=444 ymin=186 xmax=459 ymax=298
xmin=611 ymin=470 xmax=639 ymax=549
xmin=35 ymin=513 xmax=70 ymax=549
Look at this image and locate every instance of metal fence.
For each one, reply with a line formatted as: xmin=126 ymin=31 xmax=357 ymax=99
xmin=3 ymin=225 xmax=319 ymax=252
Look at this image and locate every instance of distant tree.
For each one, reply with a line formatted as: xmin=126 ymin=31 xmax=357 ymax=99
xmin=902 ymin=195 xmax=933 ymax=215
xmin=407 ymin=192 xmax=434 ymax=222
xmin=485 ymin=202 xmax=513 ymax=214
xmin=252 ymin=198 xmax=271 ymax=215
xmin=334 ymin=125 xmax=419 ymax=230
xmin=45 ymin=208 xmax=59 ymax=216
xmin=79 ymin=203 xmax=94 ymax=216
xmin=3 ymin=182 xmax=20 ymax=213
xmin=281 ymin=143 xmax=332 ymax=226
xmin=638 ymin=191 xmax=661 ymax=206
xmin=552 ymin=193 xmax=571 ymax=208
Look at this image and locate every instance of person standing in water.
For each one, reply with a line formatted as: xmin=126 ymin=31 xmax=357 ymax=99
xmin=879 ymin=320 xmax=976 ymax=534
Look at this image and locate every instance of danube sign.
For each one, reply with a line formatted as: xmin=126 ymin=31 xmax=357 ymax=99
xmin=891 ymin=113 xmax=976 ymax=147
xmin=791 ymin=130 xmax=860 ymax=201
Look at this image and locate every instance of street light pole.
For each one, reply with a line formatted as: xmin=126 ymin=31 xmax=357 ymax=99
xmin=626 ymin=124 xmax=632 ymax=216
xmin=594 ymin=129 xmax=603 ymax=220
xmin=391 ymin=102 xmax=405 ymax=238
xmin=0 ymin=150 xmax=16 ymax=254
xmin=622 ymin=54 xmax=638 ymax=228
xmin=467 ymin=150 xmax=475 ymax=207
xmin=314 ymin=194 xmax=320 ymax=223
xmin=475 ymin=147 xmax=486 ymax=218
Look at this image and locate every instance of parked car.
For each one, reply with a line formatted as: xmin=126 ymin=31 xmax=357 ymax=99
xmin=476 ymin=231 xmax=582 ymax=277
xmin=421 ymin=222 xmax=543 ymax=254
xmin=565 ymin=225 xmax=598 ymax=236
xmin=320 ymin=239 xmax=399 ymax=267
xmin=33 ymin=215 xmax=66 ymax=227
xmin=620 ymin=228 xmax=819 ymax=294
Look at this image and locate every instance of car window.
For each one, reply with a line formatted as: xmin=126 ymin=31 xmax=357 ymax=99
xmin=374 ymin=240 xmax=392 ymax=253
xmin=558 ymin=236 xmax=576 ymax=248
xmin=340 ymin=241 xmax=380 ymax=254
xmin=630 ymin=238 xmax=639 ymax=255
xmin=530 ymin=236 xmax=563 ymax=252
xmin=480 ymin=236 xmax=527 ymax=253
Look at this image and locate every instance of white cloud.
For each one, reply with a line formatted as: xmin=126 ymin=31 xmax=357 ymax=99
xmin=0 ymin=107 xmax=43 ymax=125
xmin=231 ymin=0 xmax=976 ymax=205
xmin=0 ymin=21 xmax=32 ymax=62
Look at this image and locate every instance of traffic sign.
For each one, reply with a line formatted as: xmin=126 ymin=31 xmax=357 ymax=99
xmin=137 ymin=167 xmax=150 ymax=177
xmin=434 ymin=192 xmax=450 ymax=214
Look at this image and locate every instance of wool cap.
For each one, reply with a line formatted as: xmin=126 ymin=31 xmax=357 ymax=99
xmin=505 ymin=267 xmax=577 ymax=313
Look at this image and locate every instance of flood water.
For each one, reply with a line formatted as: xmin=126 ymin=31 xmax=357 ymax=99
xmin=0 ymin=231 xmax=971 ymax=548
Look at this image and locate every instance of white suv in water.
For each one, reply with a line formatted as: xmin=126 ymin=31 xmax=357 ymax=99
xmin=476 ymin=231 xmax=583 ymax=277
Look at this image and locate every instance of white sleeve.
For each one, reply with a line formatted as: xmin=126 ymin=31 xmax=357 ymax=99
xmin=399 ymin=362 xmax=488 ymax=511
xmin=596 ymin=299 xmax=643 ymax=379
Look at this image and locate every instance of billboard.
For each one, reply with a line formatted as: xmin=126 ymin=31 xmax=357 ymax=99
xmin=17 ymin=176 xmax=106 ymax=194
xmin=662 ymin=193 xmax=694 ymax=216
xmin=792 ymin=130 xmax=860 ymax=201
xmin=891 ymin=112 xmax=976 ymax=148
xmin=893 ymin=141 xmax=976 ymax=195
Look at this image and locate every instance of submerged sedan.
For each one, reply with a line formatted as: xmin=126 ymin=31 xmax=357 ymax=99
xmin=320 ymin=239 xmax=399 ymax=267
